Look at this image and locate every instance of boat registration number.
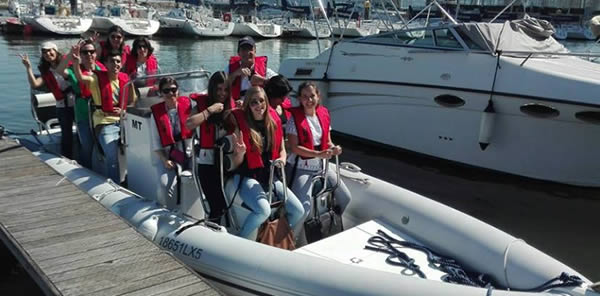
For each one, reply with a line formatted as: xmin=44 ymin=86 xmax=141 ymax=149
xmin=159 ymin=236 xmax=203 ymax=260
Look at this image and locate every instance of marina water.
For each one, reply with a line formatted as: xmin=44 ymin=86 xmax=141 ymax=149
xmin=0 ymin=34 xmax=599 ymax=286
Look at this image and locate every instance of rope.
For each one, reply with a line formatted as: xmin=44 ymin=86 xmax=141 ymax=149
xmin=365 ymin=230 xmax=491 ymax=287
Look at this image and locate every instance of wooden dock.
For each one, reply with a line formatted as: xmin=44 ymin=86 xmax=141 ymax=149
xmin=0 ymin=138 xmax=221 ymax=296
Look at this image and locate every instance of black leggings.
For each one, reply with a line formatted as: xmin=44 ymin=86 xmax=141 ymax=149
xmin=56 ymin=106 xmax=75 ymax=159
xmin=197 ymin=164 xmax=227 ymax=222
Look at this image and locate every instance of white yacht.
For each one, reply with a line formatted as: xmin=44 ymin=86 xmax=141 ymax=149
xmin=282 ymin=18 xmax=331 ymax=38
xmin=91 ymin=5 xmax=160 ymax=36
xmin=231 ymin=15 xmax=283 ymax=38
xmin=278 ymin=17 xmax=600 ymax=187
xmin=182 ymin=17 xmax=235 ymax=38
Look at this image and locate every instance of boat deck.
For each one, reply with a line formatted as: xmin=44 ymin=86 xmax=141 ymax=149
xmin=0 ymin=137 xmax=221 ymax=296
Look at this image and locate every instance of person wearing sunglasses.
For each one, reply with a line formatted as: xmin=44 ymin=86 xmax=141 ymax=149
xmin=19 ymin=41 xmax=75 ymax=158
xmin=97 ymin=25 xmax=130 ymax=66
xmin=123 ymin=37 xmax=159 ymax=86
xmin=64 ymin=39 xmax=106 ymax=169
xmin=186 ymin=71 xmax=236 ymax=223
xmin=225 ymin=36 xmax=277 ymax=106
xmin=285 ymin=82 xmax=352 ymax=241
xmin=72 ymin=46 xmax=136 ymax=184
xmin=150 ymin=77 xmax=194 ymax=207
xmin=226 ymin=86 xmax=304 ymax=239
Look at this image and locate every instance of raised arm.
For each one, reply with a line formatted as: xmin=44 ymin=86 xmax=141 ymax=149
xmin=70 ymin=44 xmax=92 ymax=84
xmin=185 ymin=102 xmax=224 ymax=130
xmin=19 ymin=53 xmax=44 ymax=89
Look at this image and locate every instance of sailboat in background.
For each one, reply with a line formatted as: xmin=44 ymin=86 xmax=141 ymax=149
xmin=230 ymin=0 xmax=283 ymax=37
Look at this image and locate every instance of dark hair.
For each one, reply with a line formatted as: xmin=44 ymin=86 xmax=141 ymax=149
xmin=297 ymin=81 xmax=320 ymax=97
xmin=80 ymin=39 xmax=96 ymax=51
xmin=265 ymin=75 xmax=292 ymax=100
xmin=38 ymin=49 xmax=63 ymax=74
xmin=131 ymin=37 xmax=154 ymax=58
xmin=158 ymin=76 xmax=178 ymax=92
xmin=105 ymin=49 xmax=122 ymax=61
xmin=105 ymin=25 xmax=125 ymax=51
xmin=207 ymin=71 xmax=231 ymax=124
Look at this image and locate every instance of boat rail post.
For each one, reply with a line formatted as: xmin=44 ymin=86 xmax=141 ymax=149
xmin=488 ymin=0 xmax=519 ymax=24
xmin=431 ymin=0 xmax=458 ymax=25
xmin=316 ymin=0 xmax=335 ymax=42
xmin=308 ymin=0 xmax=321 ymax=53
xmin=217 ymin=140 xmax=238 ymax=230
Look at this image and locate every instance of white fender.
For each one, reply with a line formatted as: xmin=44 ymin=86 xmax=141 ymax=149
xmin=478 ymin=100 xmax=495 ymax=151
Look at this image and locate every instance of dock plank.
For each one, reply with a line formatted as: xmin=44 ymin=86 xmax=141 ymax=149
xmin=0 ymin=138 xmax=220 ymax=296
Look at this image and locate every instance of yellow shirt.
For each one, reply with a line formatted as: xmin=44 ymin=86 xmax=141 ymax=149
xmin=84 ymin=73 xmax=136 ymax=127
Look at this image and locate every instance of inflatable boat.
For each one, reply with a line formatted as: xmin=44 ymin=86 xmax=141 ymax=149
xmin=14 ymin=70 xmax=599 ymax=296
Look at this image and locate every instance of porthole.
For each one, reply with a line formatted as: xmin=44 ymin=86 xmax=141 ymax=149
xmin=519 ymin=103 xmax=559 ymax=118
xmin=575 ymin=111 xmax=600 ymax=124
xmin=434 ymin=95 xmax=465 ymax=108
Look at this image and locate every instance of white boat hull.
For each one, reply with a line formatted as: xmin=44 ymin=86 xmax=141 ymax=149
xmin=182 ymin=20 xmax=234 ymax=37
xmin=279 ymin=42 xmax=600 ymax=187
xmin=232 ymin=22 xmax=282 ymax=38
xmin=283 ymin=23 xmax=331 ymax=39
xmin=28 ymin=147 xmax=596 ymax=296
xmin=91 ymin=16 xmax=160 ymax=36
xmin=22 ymin=16 xmax=93 ymax=35
xmin=331 ymin=21 xmax=379 ymax=38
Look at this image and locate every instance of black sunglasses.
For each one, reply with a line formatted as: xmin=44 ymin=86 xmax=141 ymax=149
xmin=161 ymin=87 xmax=178 ymax=95
xmin=250 ymin=98 xmax=265 ymax=106
xmin=80 ymin=49 xmax=96 ymax=55
xmin=41 ymin=49 xmax=53 ymax=54
xmin=138 ymin=44 xmax=148 ymax=50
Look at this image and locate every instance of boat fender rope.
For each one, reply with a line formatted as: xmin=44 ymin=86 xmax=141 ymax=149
xmin=502 ymin=238 xmax=524 ymax=290
xmin=175 ymin=219 xmax=205 ymax=236
xmin=520 ymin=272 xmax=584 ymax=292
xmin=366 ymin=230 xmax=492 ymax=287
xmin=92 ymin=179 xmax=120 ymax=202
xmin=486 ymin=285 xmax=494 ymax=296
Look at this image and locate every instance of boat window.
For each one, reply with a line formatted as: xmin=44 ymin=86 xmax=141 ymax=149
xmin=434 ymin=94 xmax=465 ymax=107
xmin=575 ymin=111 xmax=600 ymax=124
xmin=111 ymin=7 xmax=121 ymax=17
xmin=519 ymin=103 xmax=559 ymax=118
xmin=454 ymin=30 xmax=486 ymax=51
xmin=360 ymin=29 xmax=435 ymax=47
xmin=433 ymin=29 xmax=462 ymax=49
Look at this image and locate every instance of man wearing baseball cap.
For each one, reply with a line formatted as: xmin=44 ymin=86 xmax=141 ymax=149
xmin=225 ymin=36 xmax=277 ymax=106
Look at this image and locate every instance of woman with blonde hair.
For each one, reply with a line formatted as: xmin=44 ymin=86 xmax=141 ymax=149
xmin=226 ymin=86 xmax=304 ymax=239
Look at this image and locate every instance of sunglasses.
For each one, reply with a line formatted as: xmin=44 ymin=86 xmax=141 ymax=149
xmin=41 ymin=49 xmax=53 ymax=54
xmin=161 ymin=87 xmax=178 ymax=95
xmin=138 ymin=45 xmax=148 ymax=50
xmin=80 ymin=49 xmax=96 ymax=55
xmin=249 ymin=98 xmax=265 ymax=107
xmin=110 ymin=35 xmax=123 ymax=40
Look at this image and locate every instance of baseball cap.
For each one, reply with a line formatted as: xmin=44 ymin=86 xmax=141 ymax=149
xmin=238 ymin=36 xmax=255 ymax=49
xmin=41 ymin=41 xmax=58 ymax=51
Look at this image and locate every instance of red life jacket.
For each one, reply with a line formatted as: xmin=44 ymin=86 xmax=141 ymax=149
xmin=100 ymin=41 xmax=130 ymax=66
xmin=150 ymin=97 xmax=193 ymax=147
xmin=94 ymin=70 xmax=130 ymax=113
xmin=231 ymin=107 xmax=282 ymax=169
xmin=123 ymin=53 xmax=158 ymax=76
xmin=281 ymin=96 xmax=292 ymax=120
xmin=79 ymin=61 xmax=106 ymax=98
xmin=290 ymin=105 xmax=330 ymax=153
xmin=228 ymin=55 xmax=267 ymax=101
xmin=41 ymin=70 xmax=65 ymax=101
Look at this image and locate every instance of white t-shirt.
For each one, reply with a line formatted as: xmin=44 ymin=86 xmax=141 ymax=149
xmin=286 ymin=113 xmax=331 ymax=170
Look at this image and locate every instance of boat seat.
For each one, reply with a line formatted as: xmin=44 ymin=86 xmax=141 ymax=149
xmin=294 ymin=219 xmax=448 ymax=281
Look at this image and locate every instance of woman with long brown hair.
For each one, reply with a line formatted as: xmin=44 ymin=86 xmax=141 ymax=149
xmin=186 ymin=71 xmax=235 ymax=222
xmin=226 ymin=86 xmax=304 ymax=239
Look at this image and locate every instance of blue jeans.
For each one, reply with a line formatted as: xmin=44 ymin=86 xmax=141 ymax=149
xmin=56 ymin=107 xmax=74 ymax=159
xmin=97 ymin=123 xmax=121 ymax=183
xmin=226 ymin=174 xmax=304 ymax=239
xmin=76 ymin=120 xmax=93 ymax=169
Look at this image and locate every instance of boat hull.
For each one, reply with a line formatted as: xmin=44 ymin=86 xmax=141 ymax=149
xmin=232 ymin=22 xmax=282 ymax=38
xmin=91 ymin=16 xmax=160 ymax=36
xmin=22 ymin=16 xmax=92 ymax=35
xmin=28 ymin=147 xmax=594 ymax=296
xmin=279 ymin=42 xmax=600 ymax=187
xmin=182 ymin=20 xmax=234 ymax=37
